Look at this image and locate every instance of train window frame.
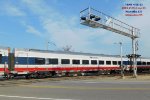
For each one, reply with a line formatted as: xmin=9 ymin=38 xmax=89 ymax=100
xmin=91 ymin=60 xmax=97 ymax=65
xmin=99 ymin=60 xmax=104 ymax=65
xmin=112 ymin=61 xmax=117 ymax=65
xmin=72 ymin=59 xmax=80 ymax=65
xmin=147 ymin=62 xmax=150 ymax=65
xmin=106 ymin=61 xmax=111 ymax=65
xmin=123 ymin=61 xmax=129 ymax=65
xmin=35 ymin=58 xmax=45 ymax=65
xmin=118 ymin=61 xmax=121 ymax=65
xmin=82 ymin=60 xmax=89 ymax=65
xmin=137 ymin=61 xmax=142 ymax=65
xmin=61 ymin=59 xmax=70 ymax=64
xmin=49 ymin=58 xmax=58 ymax=65
xmin=0 ymin=54 xmax=2 ymax=64
xmin=142 ymin=62 xmax=146 ymax=65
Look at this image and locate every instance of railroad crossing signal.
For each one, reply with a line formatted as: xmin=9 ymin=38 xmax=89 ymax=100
xmin=80 ymin=7 xmax=140 ymax=77
xmin=80 ymin=7 xmax=140 ymax=39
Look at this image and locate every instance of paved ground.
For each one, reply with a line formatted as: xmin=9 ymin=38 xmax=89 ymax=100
xmin=0 ymin=77 xmax=150 ymax=100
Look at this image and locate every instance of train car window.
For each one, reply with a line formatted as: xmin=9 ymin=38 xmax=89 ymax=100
xmin=35 ymin=58 xmax=45 ymax=65
xmin=91 ymin=60 xmax=97 ymax=65
xmin=142 ymin=62 xmax=146 ymax=65
xmin=127 ymin=60 xmax=130 ymax=65
xmin=137 ymin=61 xmax=142 ymax=65
xmin=49 ymin=58 xmax=58 ymax=65
xmin=82 ymin=60 xmax=89 ymax=65
xmin=118 ymin=61 xmax=121 ymax=65
xmin=123 ymin=61 xmax=129 ymax=65
xmin=99 ymin=60 xmax=104 ymax=65
xmin=0 ymin=54 xmax=2 ymax=64
xmin=147 ymin=62 xmax=150 ymax=65
xmin=106 ymin=61 xmax=111 ymax=65
xmin=15 ymin=57 xmax=28 ymax=65
xmin=129 ymin=61 xmax=133 ymax=65
xmin=72 ymin=60 xmax=80 ymax=65
xmin=112 ymin=61 xmax=117 ymax=65
xmin=28 ymin=57 xmax=35 ymax=65
xmin=61 ymin=59 xmax=70 ymax=64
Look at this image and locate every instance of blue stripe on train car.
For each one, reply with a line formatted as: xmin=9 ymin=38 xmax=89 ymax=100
xmin=15 ymin=57 xmax=35 ymax=65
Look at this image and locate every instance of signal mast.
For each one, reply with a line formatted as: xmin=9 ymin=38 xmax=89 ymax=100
xmin=80 ymin=7 xmax=140 ymax=77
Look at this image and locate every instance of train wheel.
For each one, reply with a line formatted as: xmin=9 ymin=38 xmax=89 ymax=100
xmin=25 ymin=74 xmax=31 ymax=79
xmin=8 ymin=74 xmax=14 ymax=79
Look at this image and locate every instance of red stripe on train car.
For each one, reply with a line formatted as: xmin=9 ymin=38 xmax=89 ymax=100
xmin=0 ymin=68 xmax=9 ymax=73
xmin=14 ymin=66 xmax=120 ymax=73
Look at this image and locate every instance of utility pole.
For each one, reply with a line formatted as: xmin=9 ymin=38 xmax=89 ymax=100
xmin=115 ymin=42 xmax=124 ymax=78
xmin=119 ymin=42 xmax=124 ymax=78
xmin=132 ymin=28 xmax=137 ymax=77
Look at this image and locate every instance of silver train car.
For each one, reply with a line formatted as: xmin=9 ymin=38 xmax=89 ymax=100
xmin=0 ymin=47 xmax=150 ymax=78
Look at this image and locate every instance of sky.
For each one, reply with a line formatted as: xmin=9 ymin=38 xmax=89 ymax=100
xmin=0 ymin=0 xmax=149 ymax=57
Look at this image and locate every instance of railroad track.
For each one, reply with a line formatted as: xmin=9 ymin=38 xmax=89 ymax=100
xmin=0 ymin=73 xmax=150 ymax=87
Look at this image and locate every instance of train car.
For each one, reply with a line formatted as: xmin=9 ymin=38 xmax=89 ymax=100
xmin=137 ymin=57 xmax=150 ymax=72
xmin=0 ymin=47 xmax=147 ymax=79
xmin=11 ymin=48 xmax=130 ymax=78
xmin=0 ymin=47 xmax=10 ymax=76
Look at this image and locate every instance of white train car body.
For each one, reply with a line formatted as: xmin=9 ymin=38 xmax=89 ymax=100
xmin=137 ymin=58 xmax=150 ymax=70
xmin=0 ymin=47 xmax=9 ymax=76
xmin=13 ymin=48 xmax=124 ymax=75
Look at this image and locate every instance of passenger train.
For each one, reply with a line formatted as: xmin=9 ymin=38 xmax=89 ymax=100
xmin=0 ymin=47 xmax=150 ymax=78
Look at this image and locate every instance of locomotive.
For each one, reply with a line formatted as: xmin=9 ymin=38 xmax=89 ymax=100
xmin=0 ymin=46 xmax=150 ymax=79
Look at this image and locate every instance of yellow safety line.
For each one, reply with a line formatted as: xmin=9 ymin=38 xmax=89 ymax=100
xmin=20 ymin=85 xmax=150 ymax=91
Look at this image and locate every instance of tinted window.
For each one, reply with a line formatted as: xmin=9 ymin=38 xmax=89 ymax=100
xmin=15 ymin=57 xmax=28 ymax=65
xmin=99 ymin=60 xmax=104 ymax=65
xmin=49 ymin=58 xmax=58 ymax=65
xmin=72 ymin=60 xmax=80 ymax=64
xmin=35 ymin=58 xmax=45 ymax=65
xmin=2 ymin=56 xmax=8 ymax=64
xmin=91 ymin=60 xmax=97 ymax=65
xmin=61 ymin=59 xmax=70 ymax=64
xmin=82 ymin=60 xmax=89 ymax=65
xmin=118 ymin=61 xmax=121 ymax=65
xmin=0 ymin=54 xmax=2 ymax=64
xmin=123 ymin=61 xmax=129 ymax=65
xmin=112 ymin=61 xmax=117 ymax=65
xmin=147 ymin=62 xmax=150 ymax=65
xmin=129 ymin=61 xmax=133 ymax=65
xmin=142 ymin=62 xmax=146 ymax=65
xmin=106 ymin=61 xmax=111 ymax=65
xmin=137 ymin=61 xmax=142 ymax=65
xmin=28 ymin=58 xmax=35 ymax=65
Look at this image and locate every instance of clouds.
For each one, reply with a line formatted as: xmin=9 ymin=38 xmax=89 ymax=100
xmin=25 ymin=25 xmax=42 ymax=36
xmin=0 ymin=0 xmax=149 ymax=57
xmin=19 ymin=0 xmax=108 ymax=52
xmin=0 ymin=0 xmax=112 ymax=52
xmin=0 ymin=1 xmax=25 ymax=16
xmin=115 ymin=1 xmax=150 ymax=57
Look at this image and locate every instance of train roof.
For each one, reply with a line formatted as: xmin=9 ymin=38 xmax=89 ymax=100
xmin=11 ymin=48 xmax=150 ymax=59
xmin=0 ymin=46 xmax=10 ymax=50
xmin=15 ymin=48 xmax=123 ymax=58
